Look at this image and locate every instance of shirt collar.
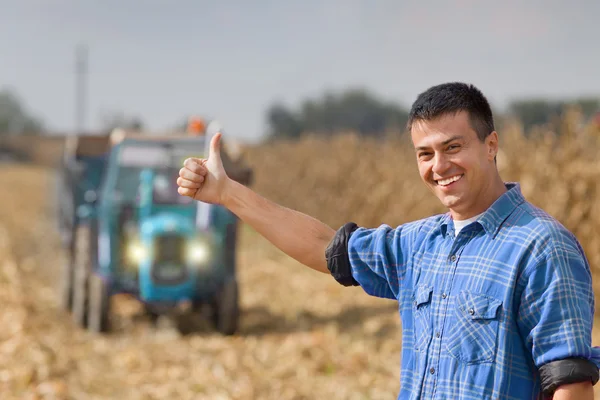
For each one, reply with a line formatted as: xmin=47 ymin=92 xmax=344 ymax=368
xmin=440 ymin=182 xmax=526 ymax=238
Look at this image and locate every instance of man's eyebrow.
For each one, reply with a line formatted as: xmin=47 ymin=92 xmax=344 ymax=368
xmin=415 ymin=135 xmax=464 ymax=151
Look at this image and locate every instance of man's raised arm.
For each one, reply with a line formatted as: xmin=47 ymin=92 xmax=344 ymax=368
xmin=177 ymin=132 xmax=336 ymax=274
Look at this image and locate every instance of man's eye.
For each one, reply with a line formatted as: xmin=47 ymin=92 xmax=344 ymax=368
xmin=448 ymin=145 xmax=460 ymax=151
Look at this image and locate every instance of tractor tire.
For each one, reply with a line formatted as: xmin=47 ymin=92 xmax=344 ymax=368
xmin=87 ymin=274 xmax=111 ymax=333
xmin=58 ymin=242 xmax=75 ymax=312
xmin=212 ymin=278 xmax=239 ymax=336
xmin=224 ymin=222 xmax=238 ymax=274
xmin=71 ymin=224 xmax=91 ymax=328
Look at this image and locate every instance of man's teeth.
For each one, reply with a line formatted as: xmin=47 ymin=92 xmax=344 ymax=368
xmin=437 ymin=175 xmax=462 ymax=186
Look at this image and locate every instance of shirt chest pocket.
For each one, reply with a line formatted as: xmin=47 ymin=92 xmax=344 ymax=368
xmin=413 ymin=285 xmax=434 ymax=352
xmin=445 ymin=290 xmax=503 ymax=365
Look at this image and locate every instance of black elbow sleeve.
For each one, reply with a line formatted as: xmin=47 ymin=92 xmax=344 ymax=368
xmin=325 ymin=222 xmax=359 ymax=287
xmin=539 ymin=357 xmax=599 ymax=397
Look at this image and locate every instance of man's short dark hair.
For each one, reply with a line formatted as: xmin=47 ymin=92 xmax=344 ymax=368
xmin=407 ymin=82 xmax=495 ymax=142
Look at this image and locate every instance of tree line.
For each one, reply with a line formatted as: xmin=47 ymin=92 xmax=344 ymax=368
xmin=265 ymin=89 xmax=600 ymax=140
xmin=1 ymin=87 xmax=598 ymax=139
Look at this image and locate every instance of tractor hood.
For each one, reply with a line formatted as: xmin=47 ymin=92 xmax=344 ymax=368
xmin=140 ymin=212 xmax=196 ymax=237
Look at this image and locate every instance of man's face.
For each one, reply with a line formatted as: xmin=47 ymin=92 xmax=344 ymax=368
xmin=411 ymin=110 xmax=498 ymax=219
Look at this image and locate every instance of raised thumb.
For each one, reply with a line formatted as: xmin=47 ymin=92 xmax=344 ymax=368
xmin=209 ymin=132 xmax=223 ymax=161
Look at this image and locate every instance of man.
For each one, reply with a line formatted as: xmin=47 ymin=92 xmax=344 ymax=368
xmin=177 ymin=82 xmax=600 ymax=399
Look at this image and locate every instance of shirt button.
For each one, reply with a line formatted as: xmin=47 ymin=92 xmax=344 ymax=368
xmin=450 ymin=255 xmax=457 ymax=262
xmin=435 ymin=332 xmax=441 ymax=338
xmin=430 ymin=367 xmax=435 ymax=374
xmin=469 ymin=308 xmax=475 ymax=315
xmin=442 ymin=293 xmax=447 ymax=299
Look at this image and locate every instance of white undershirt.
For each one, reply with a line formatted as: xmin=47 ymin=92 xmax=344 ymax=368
xmin=453 ymin=212 xmax=484 ymax=235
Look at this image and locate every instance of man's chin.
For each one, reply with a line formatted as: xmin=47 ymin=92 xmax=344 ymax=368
xmin=428 ymin=184 xmax=463 ymax=206
xmin=437 ymin=193 xmax=461 ymax=209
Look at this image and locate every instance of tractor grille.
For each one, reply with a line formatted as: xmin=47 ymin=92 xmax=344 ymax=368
xmin=151 ymin=234 xmax=188 ymax=284
xmin=154 ymin=234 xmax=185 ymax=264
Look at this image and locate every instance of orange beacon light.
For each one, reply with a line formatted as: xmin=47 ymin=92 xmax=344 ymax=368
xmin=187 ymin=117 xmax=206 ymax=136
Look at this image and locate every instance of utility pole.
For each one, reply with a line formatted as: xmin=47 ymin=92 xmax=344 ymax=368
xmin=75 ymin=44 xmax=88 ymax=135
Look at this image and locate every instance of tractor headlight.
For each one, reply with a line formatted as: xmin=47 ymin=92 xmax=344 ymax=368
xmin=127 ymin=240 xmax=149 ymax=264
xmin=186 ymin=240 xmax=211 ymax=265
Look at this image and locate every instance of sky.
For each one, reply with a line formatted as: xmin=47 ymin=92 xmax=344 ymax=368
xmin=1 ymin=0 xmax=599 ymax=143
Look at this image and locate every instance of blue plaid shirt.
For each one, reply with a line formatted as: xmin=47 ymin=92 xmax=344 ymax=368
xmin=347 ymin=182 xmax=600 ymax=399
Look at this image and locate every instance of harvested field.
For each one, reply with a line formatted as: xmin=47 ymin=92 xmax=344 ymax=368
xmin=1 ymin=111 xmax=600 ymax=398
xmin=0 ymin=165 xmax=402 ymax=399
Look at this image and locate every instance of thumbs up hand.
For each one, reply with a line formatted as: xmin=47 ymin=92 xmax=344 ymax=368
xmin=178 ymin=132 xmax=229 ymax=205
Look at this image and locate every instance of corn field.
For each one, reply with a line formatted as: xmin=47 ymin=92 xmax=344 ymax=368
xmin=245 ymin=110 xmax=600 ymax=305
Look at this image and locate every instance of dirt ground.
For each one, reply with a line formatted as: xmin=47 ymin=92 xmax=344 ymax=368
xmin=0 ymin=164 xmax=403 ymax=400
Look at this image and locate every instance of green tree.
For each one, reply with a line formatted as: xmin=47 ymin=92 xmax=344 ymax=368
xmin=508 ymin=97 xmax=600 ymax=131
xmin=267 ymin=88 xmax=409 ymax=139
xmin=0 ymin=88 xmax=44 ymax=135
xmin=265 ymin=103 xmax=303 ymax=139
xmin=507 ymin=99 xmax=562 ymax=131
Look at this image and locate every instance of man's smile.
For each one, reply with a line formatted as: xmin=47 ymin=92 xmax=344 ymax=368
xmin=435 ymin=174 xmax=464 ymax=186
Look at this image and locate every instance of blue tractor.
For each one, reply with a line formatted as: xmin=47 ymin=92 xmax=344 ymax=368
xmin=58 ymin=130 xmax=252 ymax=335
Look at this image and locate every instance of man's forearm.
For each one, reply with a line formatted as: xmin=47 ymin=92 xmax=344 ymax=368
xmin=552 ymin=381 xmax=594 ymax=399
xmin=222 ymin=179 xmax=335 ymax=274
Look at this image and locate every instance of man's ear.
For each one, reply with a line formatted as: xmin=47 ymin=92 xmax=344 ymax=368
xmin=486 ymin=131 xmax=499 ymax=161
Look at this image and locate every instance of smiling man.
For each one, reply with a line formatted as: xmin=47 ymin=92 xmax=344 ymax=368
xmin=177 ymin=82 xmax=600 ymax=399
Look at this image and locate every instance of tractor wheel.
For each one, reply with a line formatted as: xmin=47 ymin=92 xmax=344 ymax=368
xmin=71 ymin=224 xmax=91 ymax=328
xmin=212 ymin=278 xmax=239 ymax=336
xmin=224 ymin=222 xmax=238 ymax=274
xmin=88 ymin=274 xmax=111 ymax=333
xmin=58 ymin=242 xmax=75 ymax=312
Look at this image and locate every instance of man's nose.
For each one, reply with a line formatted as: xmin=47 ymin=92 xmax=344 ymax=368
xmin=432 ymin=153 xmax=450 ymax=175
